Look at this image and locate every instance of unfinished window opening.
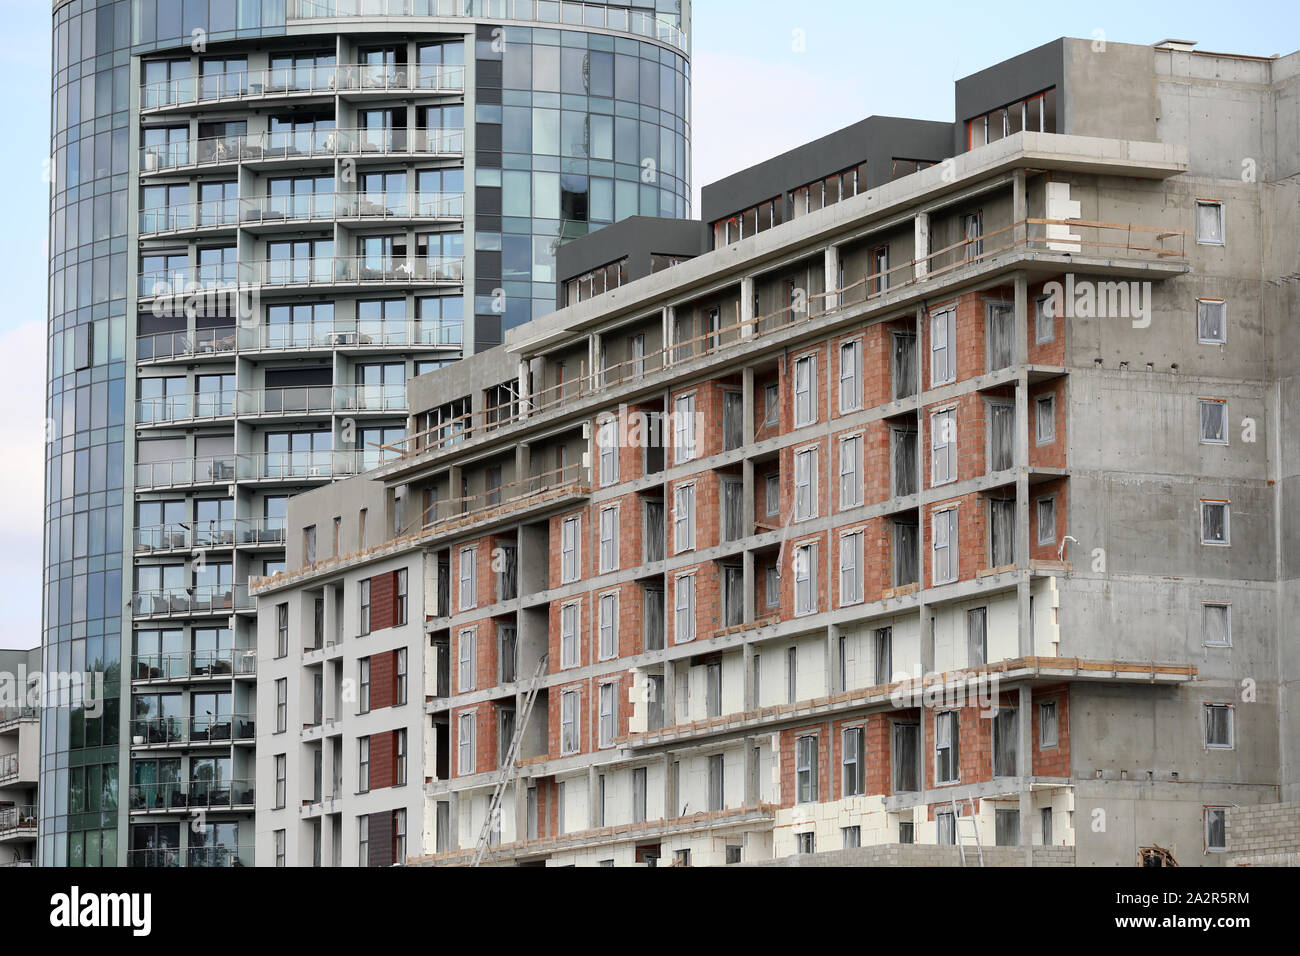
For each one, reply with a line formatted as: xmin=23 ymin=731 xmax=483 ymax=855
xmin=644 ymin=499 xmax=665 ymax=563
xmin=598 ymin=592 xmax=618 ymax=660
xmin=842 ymin=726 xmax=865 ymax=797
xmin=967 ymin=606 xmax=988 ymax=667
xmin=1205 ymin=703 xmax=1234 ymax=749
xmin=1199 ymin=399 xmax=1227 ymax=444
xmin=995 ymin=808 xmax=1020 ymax=846
xmin=993 ymin=706 xmax=1018 ymax=776
xmin=932 ymin=409 xmax=957 ymax=485
xmin=839 ymin=531 xmax=864 ymax=606
xmin=891 ymin=428 xmax=918 ymax=498
xmin=930 ymin=308 xmax=956 ymax=386
xmin=457 ymin=547 xmax=476 ymax=611
xmin=989 ymin=498 xmax=1015 ymax=567
xmin=722 ymin=566 xmax=744 ymax=628
xmin=963 ymin=212 xmax=984 ymax=260
xmin=967 ymin=88 xmax=1056 ymax=149
xmin=560 ymin=602 xmax=579 ymax=668
xmin=599 ymin=506 xmax=619 ymax=573
xmin=935 ymin=711 xmax=960 ymax=784
xmin=1202 ymin=603 xmax=1231 ymax=647
xmin=674 ymin=573 xmax=696 ymax=643
xmin=893 ymin=722 xmax=920 ymax=792
xmin=892 ymin=331 xmax=918 ymax=399
xmin=988 ymin=401 xmax=1014 ymax=472
xmin=839 ymin=340 xmax=863 ymax=412
xmin=794 ymin=543 xmax=816 ymax=615
xmin=1200 ymin=500 xmax=1230 ymax=546
xmin=560 ymin=690 xmax=579 ymax=754
xmin=1037 ymin=496 xmax=1057 ymax=546
xmin=986 ymin=303 xmax=1013 ymax=371
xmin=722 ymin=478 xmax=744 ymax=542
xmin=1034 ymin=295 xmax=1055 ymax=344
xmin=795 ymin=735 xmax=819 ymax=803
xmin=893 ymin=520 xmax=919 ymax=588
xmin=1040 ymin=699 xmax=1059 ymax=748
xmin=560 ymin=516 xmax=581 ymax=581
xmin=722 ymin=390 xmax=744 ymax=451
xmin=632 ymin=767 xmax=648 ymax=823
xmin=1195 ymin=200 xmax=1225 ymax=245
xmin=498 ymin=624 xmax=517 ymax=684
xmin=794 ymin=448 xmax=818 ymax=520
xmin=793 ymin=354 xmax=817 ymax=426
xmin=1035 ymin=394 xmax=1056 ymax=444
xmin=936 ymin=811 xmax=956 ymax=845
xmin=647 ymin=675 xmax=665 ymax=731
xmin=840 ymin=435 xmax=863 ymax=509
xmin=932 ymin=509 xmax=958 ymax=585
xmin=1197 ymin=298 xmax=1226 ymax=344
xmin=643 ymin=586 xmax=665 ymax=651
xmin=874 ymin=627 xmax=894 ymax=686
xmin=763 ymin=382 xmax=780 ymax=427
xmin=705 ymin=660 xmax=723 ymax=718
xmin=598 ymin=682 xmax=616 ymax=748
xmin=1204 ymin=809 xmax=1227 ymax=852
xmin=707 ymin=752 xmax=725 ymax=811
xmin=673 ymin=483 xmax=696 ymax=552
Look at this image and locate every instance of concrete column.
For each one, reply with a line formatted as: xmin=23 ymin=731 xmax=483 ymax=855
xmin=918 ymin=601 xmax=934 ymax=674
xmin=743 ymin=735 xmax=758 ymax=805
xmin=742 ymin=643 xmax=756 ymax=710
xmin=591 ymin=332 xmax=604 ymax=387
xmin=824 ymin=244 xmax=841 ymax=312
xmin=740 ymin=275 xmax=755 ymax=338
xmin=449 ymin=464 xmax=463 ymax=513
xmin=663 ymin=658 xmax=677 ymax=726
xmin=515 ymin=441 xmax=531 ymax=491
xmin=515 ymin=774 xmax=530 ymax=843
xmin=448 ymin=791 xmax=461 ymax=851
xmin=663 ymin=306 xmax=674 ymax=365
xmin=1018 ymin=684 xmax=1033 ymax=862
xmin=914 ymin=213 xmax=930 ymax=279
xmin=742 ymin=365 xmax=756 ymax=445
xmin=1012 ymin=168 xmax=1028 ymax=249
xmin=588 ymin=764 xmax=599 ymax=829
xmin=827 ymin=624 xmax=841 ymax=695
xmin=517 ymin=358 xmax=531 ymax=418
xmin=662 ymin=753 xmax=675 ymax=819
xmin=742 ymin=548 xmax=755 ymax=624
xmin=1015 ymin=280 xmax=1032 ymax=658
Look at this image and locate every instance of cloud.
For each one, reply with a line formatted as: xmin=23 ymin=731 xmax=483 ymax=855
xmin=0 ymin=320 xmax=46 ymax=650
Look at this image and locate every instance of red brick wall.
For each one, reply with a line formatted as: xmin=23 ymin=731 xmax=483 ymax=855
xmin=369 ymin=571 xmax=397 ymax=632
xmin=369 ymin=729 xmax=396 ymax=789
xmin=1032 ymin=685 xmax=1071 ymax=777
xmin=370 ymin=650 xmax=396 ymax=710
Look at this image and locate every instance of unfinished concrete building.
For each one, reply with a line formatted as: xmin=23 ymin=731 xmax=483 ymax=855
xmin=250 ymin=37 xmax=1300 ymax=866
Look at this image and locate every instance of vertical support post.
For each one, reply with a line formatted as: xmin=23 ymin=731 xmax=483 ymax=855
xmin=914 ymin=212 xmax=930 ymax=279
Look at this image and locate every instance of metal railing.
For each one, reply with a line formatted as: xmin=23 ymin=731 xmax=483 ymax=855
xmin=286 ymin=0 xmax=689 ymax=52
xmin=130 ymin=585 xmax=252 ymax=618
xmin=134 ymin=457 xmax=236 ymax=490
xmin=242 ymin=319 xmax=464 ymax=351
xmin=0 ymin=753 xmax=19 ymax=782
xmin=140 ymin=127 xmax=464 ymax=173
xmin=0 ymin=706 xmax=38 ymax=725
xmin=129 ymin=779 xmax=255 ymax=812
xmin=132 ymin=650 xmax=256 ymax=682
xmin=130 ymin=714 xmax=256 ymax=747
xmin=237 ymin=516 xmax=286 ymax=546
xmin=140 ymin=192 xmax=464 ymax=236
xmin=141 ymin=63 xmax=465 ymax=110
xmin=0 ymin=806 xmax=37 ymax=836
xmin=134 ymin=521 xmax=236 ymax=553
xmin=138 ymin=256 xmax=463 ymax=297
xmin=136 ymin=327 xmax=238 ymax=361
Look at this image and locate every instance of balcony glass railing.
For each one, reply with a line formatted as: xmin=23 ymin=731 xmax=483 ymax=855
xmin=134 ymin=521 xmax=236 ymax=553
xmin=141 ymin=62 xmax=466 ymax=110
xmin=136 ymin=328 xmax=237 ymax=362
xmin=135 ymin=392 xmax=236 ymax=424
xmin=237 ymin=450 xmax=365 ymax=481
xmin=0 ymin=753 xmax=19 ymax=782
xmin=236 ymin=385 xmax=337 ymax=417
xmin=285 ymin=0 xmax=689 ymax=52
xmin=130 ymin=584 xmax=252 ymax=617
xmin=247 ymin=255 xmax=465 ymax=287
xmin=129 ymin=779 xmax=255 ymax=812
xmin=132 ymin=650 xmax=255 ymax=682
xmin=139 ymin=198 xmax=239 ymax=235
xmin=0 ymin=706 xmax=38 ymax=724
xmin=130 ymin=714 xmax=256 ymax=747
xmin=134 ymin=456 xmax=236 ymax=490
xmin=333 ymin=383 xmax=409 ymax=412
xmin=128 ymin=843 xmax=254 ymax=868
xmin=0 ymin=805 xmax=37 ymax=835
xmin=139 ymin=192 xmax=464 ymax=235
xmin=237 ymin=516 xmax=287 ymax=546
xmin=140 ymin=128 xmax=464 ymax=172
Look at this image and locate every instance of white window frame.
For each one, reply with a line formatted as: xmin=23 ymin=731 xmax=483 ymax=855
xmin=839 ymin=530 xmax=864 ymax=607
xmin=1200 ymin=499 xmax=1230 ymax=546
xmin=275 ymin=678 xmax=287 ymax=733
xmin=931 ymin=409 xmax=956 ymax=486
xmin=358 ymin=735 xmax=370 ymax=792
xmin=674 ymin=572 xmax=696 ymax=643
xmin=560 ymin=516 xmax=581 ymax=583
xmin=1035 ymin=394 xmax=1056 ymax=444
xmin=1202 ymin=602 xmax=1232 ymax=648
xmin=1204 ymin=807 xmax=1228 ymax=852
xmin=1039 ymin=699 xmax=1059 ymax=749
xmin=1195 ymin=199 xmax=1225 ymax=246
xmin=930 ymin=307 xmax=956 ymax=386
xmin=793 ymin=354 xmax=817 ymax=426
xmin=1199 ymin=399 xmax=1228 ymax=445
xmin=598 ymin=505 xmax=619 ymax=572
xmin=932 ymin=508 xmax=957 ymax=585
xmin=274 ymin=754 xmax=286 ymax=808
xmin=794 ymin=543 xmax=816 ymax=616
xmin=358 ymin=658 xmax=371 ymax=713
xmin=597 ymin=417 xmax=619 ymax=486
xmin=794 ymin=447 xmax=818 ymax=520
xmin=935 ymin=710 xmax=959 ymax=784
xmin=458 ymin=628 xmax=476 ymax=692
xmin=673 ymin=393 xmax=697 ymax=463
xmin=839 ymin=339 xmax=863 ymax=413
xmin=1204 ymin=703 xmax=1234 ymax=750
xmin=673 ymin=482 xmax=696 ymax=553
xmin=598 ymin=591 xmax=618 ymax=660
xmin=560 ymin=602 xmax=579 ymax=668
xmin=842 ymin=726 xmax=865 ymax=797
xmin=1036 ymin=496 xmax=1056 ymax=545
xmin=457 ymin=712 xmax=475 ymax=775
xmin=839 ymin=435 xmax=862 ymax=509
xmin=1197 ymin=298 xmax=1226 ymax=345
xmin=458 ymin=546 xmax=477 ymax=611
xmin=560 ymin=689 xmax=580 ymax=754
xmin=598 ymin=681 xmax=616 ymax=748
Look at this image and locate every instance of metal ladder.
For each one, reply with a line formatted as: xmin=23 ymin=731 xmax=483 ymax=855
xmin=952 ymin=796 xmax=984 ymax=867
xmin=470 ymin=653 xmax=549 ymax=867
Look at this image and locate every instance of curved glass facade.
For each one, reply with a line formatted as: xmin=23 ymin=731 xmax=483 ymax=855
xmin=44 ymin=0 xmax=687 ymax=865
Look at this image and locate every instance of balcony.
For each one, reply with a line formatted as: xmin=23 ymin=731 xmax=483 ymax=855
xmin=128 ymin=844 xmax=254 ymax=868
xmin=128 ymin=779 xmax=255 ymax=813
xmin=136 ymin=328 xmax=237 ymax=363
xmin=136 ymin=318 xmax=464 ymax=365
xmin=135 ymin=392 xmax=235 ymax=427
xmin=134 ymin=521 xmax=235 ymax=554
xmin=237 ymin=516 xmax=286 ymax=548
xmin=285 ymin=0 xmax=689 ymax=53
xmin=236 ymin=450 xmax=366 ymax=482
xmin=0 ymin=806 xmax=37 ymax=841
xmin=0 ymin=753 xmax=19 ymax=784
xmin=134 ymin=456 xmax=236 ymax=491
xmin=0 ymin=706 xmax=38 ymax=729
xmin=141 ymin=62 xmax=465 ymax=113
xmin=139 ymin=192 xmax=464 ymax=237
xmin=129 ymin=714 xmax=256 ymax=749
xmin=139 ymin=256 xmax=463 ymax=300
xmin=130 ymin=584 xmax=253 ymax=619
xmin=140 ymin=127 xmax=464 ymax=174
xmin=131 ymin=650 xmax=257 ymax=683
xmin=411 ymin=462 xmax=590 ymax=538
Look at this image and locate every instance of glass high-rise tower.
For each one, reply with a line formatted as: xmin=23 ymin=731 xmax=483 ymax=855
xmin=43 ymin=0 xmax=689 ymax=867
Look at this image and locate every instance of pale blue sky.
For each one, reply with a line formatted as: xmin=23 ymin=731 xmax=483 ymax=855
xmin=0 ymin=0 xmax=1296 ymax=648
